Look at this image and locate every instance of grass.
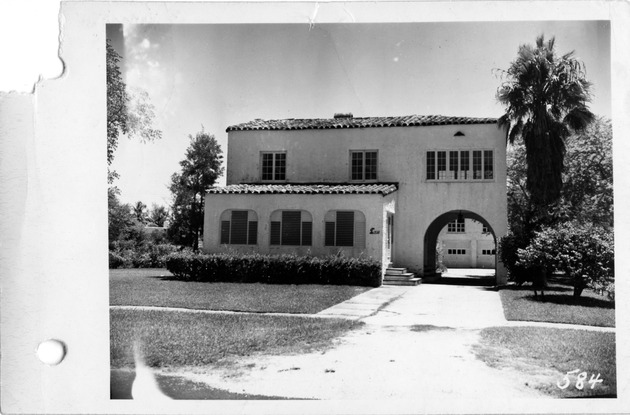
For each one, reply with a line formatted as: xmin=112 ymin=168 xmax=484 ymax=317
xmin=110 ymin=268 xmax=371 ymax=314
xmin=499 ymin=276 xmax=615 ymax=327
xmin=110 ymin=369 xmax=293 ymax=399
xmin=110 ymin=308 xmax=362 ymax=369
xmin=473 ymin=326 xmax=616 ymax=398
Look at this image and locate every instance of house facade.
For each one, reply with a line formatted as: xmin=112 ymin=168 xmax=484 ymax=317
xmin=203 ymin=114 xmax=508 ymax=284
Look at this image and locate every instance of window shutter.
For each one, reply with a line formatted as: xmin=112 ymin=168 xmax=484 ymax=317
xmin=281 ymin=211 xmax=301 ymax=245
xmin=325 ymin=222 xmax=335 ymax=246
xmin=301 ymin=222 xmax=312 ymax=246
xmin=248 ymin=221 xmax=258 ymax=245
xmin=220 ymin=221 xmax=230 ymax=244
xmin=270 ymin=221 xmax=281 ymax=245
xmin=336 ymin=211 xmax=355 ymax=246
xmin=230 ymin=211 xmax=248 ymax=244
xmin=426 ymin=151 xmax=435 ymax=180
xmin=354 ymin=220 xmax=366 ymax=249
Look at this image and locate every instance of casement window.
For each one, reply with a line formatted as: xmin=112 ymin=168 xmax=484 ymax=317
xmin=220 ymin=210 xmax=258 ymax=245
xmin=350 ymin=150 xmax=378 ymax=181
xmin=447 ymin=217 xmax=465 ymax=233
xmin=324 ymin=210 xmax=366 ymax=248
xmin=270 ymin=210 xmax=312 ymax=246
xmin=261 ymin=152 xmax=286 ymax=181
xmin=447 ymin=249 xmax=467 ymax=255
xmin=481 ymin=249 xmax=496 ymax=255
xmin=426 ymin=150 xmax=493 ymax=181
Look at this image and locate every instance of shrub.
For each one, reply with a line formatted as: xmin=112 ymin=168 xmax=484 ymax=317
xmin=517 ymin=222 xmax=614 ymax=300
xmin=498 ymin=232 xmax=534 ymax=284
xmin=165 ymin=252 xmax=382 ymax=287
xmin=109 ymin=242 xmax=180 ymax=269
xmin=109 ymin=251 xmax=126 ymax=269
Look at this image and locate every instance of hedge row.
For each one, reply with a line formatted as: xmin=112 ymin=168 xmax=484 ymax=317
xmin=164 ymin=251 xmax=382 ymax=287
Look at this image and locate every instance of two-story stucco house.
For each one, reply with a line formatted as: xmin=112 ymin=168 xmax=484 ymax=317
xmin=203 ymin=114 xmax=508 ymax=284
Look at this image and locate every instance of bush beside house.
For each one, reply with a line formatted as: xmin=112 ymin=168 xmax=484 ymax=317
xmin=165 ymin=252 xmax=382 ymax=287
xmin=516 ymin=222 xmax=614 ymax=300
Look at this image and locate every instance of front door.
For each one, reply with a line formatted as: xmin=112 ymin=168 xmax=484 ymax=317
xmin=385 ymin=213 xmax=394 ymax=264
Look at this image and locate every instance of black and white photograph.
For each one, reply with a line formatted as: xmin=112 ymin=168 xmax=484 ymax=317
xmin=1 ymin=1 xmax=628 ymax=414
xmin=106 ymin=20 xmax=615 ymax=400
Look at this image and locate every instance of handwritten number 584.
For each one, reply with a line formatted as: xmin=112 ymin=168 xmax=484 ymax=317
xmin=557 ymin=370 xmax=603 ymax=390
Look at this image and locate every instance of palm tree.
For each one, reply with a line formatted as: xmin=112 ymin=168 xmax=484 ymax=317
xmin=133 ymin=201 xmax=147 ymax=224
xmin=497 ymin=35 xmax=594 ymax=207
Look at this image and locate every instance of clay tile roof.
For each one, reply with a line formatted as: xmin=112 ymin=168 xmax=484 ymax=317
xmin=207 ymin=183 xmax=399 ymax=196
xmin=226 ymin=115 xmax=497 ymax=132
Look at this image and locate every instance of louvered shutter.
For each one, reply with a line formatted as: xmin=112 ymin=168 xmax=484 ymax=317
xmin=301 ymin=222 xmax=312 ymax=246
xmin=248 ymin=221 xmax=258 ymax=245
xmin=281 ymin=211 xmax=301 ymax=245
xmin=220 ymin=221 xmax=230 ymax=244
xmin=325 ymin=222 xmax=335 ymax=246
xmin=354 ymin=220 xmax=366 ymax=249
xmin=230 ymin=211 xmax=248 ymax=244
xmin=336 ymin=211 xmax=355 ymax=246
xmin=270 ymin=221 xmax=281 ymax=245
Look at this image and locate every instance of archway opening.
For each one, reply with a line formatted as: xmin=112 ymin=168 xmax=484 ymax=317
xmin=423 ymin=210 xmax=497 ymax=285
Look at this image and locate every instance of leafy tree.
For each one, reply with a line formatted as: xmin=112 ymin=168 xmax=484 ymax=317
xmin=501 ymin=117 xmax=613 ymax=285
xmin=553 ymin=117 xmax=613 ymax=228
xmin=497 ymin=35 xmax=594 ymax=207
xmin=106 ymin=38 xmax=162 ymax=183
xmin=168 ymin=130 xmax=224 ymax=250
xmin=108 ymin=187 xmax=135 ymax=243
xmin=148 ymin=204 xmax=170 ymax=227
xmin=517 ymin=222 xmax=614 ymax=300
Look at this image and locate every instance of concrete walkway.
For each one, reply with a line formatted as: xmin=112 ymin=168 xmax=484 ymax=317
xmin=318 ymin=283 xmax=615 ymax=331
xmin=318 ymin=283 xmax=508 ymax=328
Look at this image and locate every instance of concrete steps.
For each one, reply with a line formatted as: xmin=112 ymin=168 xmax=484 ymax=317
xmin=383 ymin=267 xmax=422 ymax=286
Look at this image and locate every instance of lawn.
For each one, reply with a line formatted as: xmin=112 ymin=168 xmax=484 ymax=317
xmin=110 ymin=308 xmax=362 ymax=369
xmin=473 ymin=326 xmax=616 ymax=398
xmin=499 ymin=276 xmax=615 ymax=327
xmin=110 ymin=268 xmax=372 ymax=314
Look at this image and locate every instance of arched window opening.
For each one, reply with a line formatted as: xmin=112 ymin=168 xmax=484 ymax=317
xmin=270 ymin=210 xmax=312 ymax=246
xmin=324 ymin=210 xmax=366 ymax=248
xmin=220 ymin=210 xmax=258 ymax=245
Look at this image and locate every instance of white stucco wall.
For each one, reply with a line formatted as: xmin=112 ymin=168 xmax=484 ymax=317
xmin=203 ymin=193 xmax=396 ymax=273
xmin=225 ymin=122 xmax=507 ymax=282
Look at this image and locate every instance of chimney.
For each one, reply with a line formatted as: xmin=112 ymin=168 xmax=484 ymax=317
xmin=333 ymin=112 xmax=353 ymax=119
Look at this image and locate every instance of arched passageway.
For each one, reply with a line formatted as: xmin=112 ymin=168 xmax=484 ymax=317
xmin=423 ymin=210 xmax=497 ymax=285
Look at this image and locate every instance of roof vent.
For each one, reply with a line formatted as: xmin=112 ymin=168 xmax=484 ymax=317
xmin=334 ymin=112 xmax=353 ymax=119
xmin=454 ymin=131 xmax=465 ymax=137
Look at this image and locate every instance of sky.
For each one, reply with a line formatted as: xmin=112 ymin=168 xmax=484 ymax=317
xmin=106 ymin=21 xmax=611 ymax=208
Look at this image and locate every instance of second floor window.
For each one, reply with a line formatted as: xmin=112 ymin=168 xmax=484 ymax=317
xmin=447 ymin=217 xmax=465 ymax=233
xmin=350 ymin=150 xmax=378 ymax=181
xmin=261 ymin=152 xmax=286 ymax=181
xmin=427 ymin=150 xmax=493 ymax=181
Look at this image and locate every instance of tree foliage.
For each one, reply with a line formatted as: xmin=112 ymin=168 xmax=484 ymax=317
xmin=501 ymin=117 xmax=614 ymax=296
xmin=133 ymin=201 xmax=148 ymax=224
xmin=497 ymin=35 xmax=594 ymax=207
xmin=148 ymin=204 xmax=170 ymax=227
xmin=106 ymin=39 xmax=162 ymax=183
xmin=108 ymin=187 xmax=135 ymax=243
xmin=168 ymin=130 xmax=224 ymax=250
xmin=553 ymin=117 xmax=613 ymax=228
xmin=517 ymin=222 xmax=614 ymax=300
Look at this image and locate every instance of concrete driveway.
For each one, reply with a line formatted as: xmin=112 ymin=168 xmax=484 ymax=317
xmin=167 ymin=284 xmax=547 ymax=400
